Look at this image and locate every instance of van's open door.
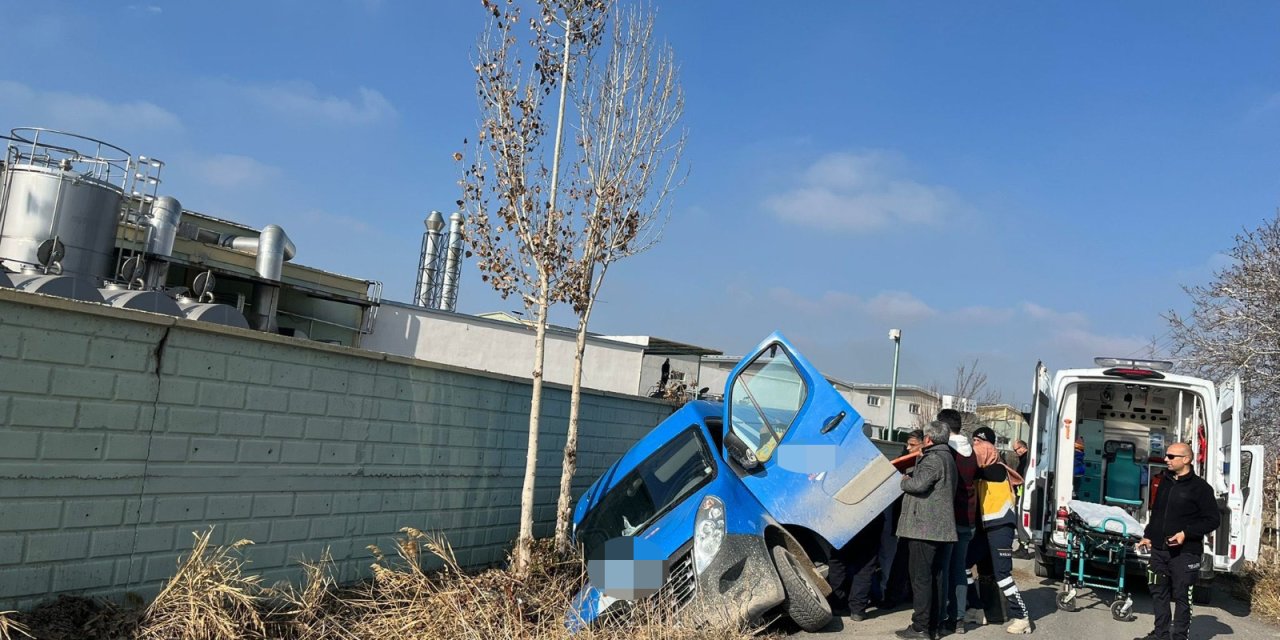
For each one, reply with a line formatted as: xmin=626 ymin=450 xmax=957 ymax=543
xmin=723 ymin=332 xmax=901 ymax=548
xmin=1212 ymin=373 xmax=1244 ymax=571
xmin=1020 ymin=362 xmax=1053 ymax=543
xmin=1241 ymin=444 xmax=1265 ymax=562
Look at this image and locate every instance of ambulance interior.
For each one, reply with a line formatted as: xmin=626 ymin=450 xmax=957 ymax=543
xmin=1067 ymin=380 xmax=1210 ymax=525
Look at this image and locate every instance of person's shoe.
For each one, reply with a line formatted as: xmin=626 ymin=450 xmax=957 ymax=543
xmin=1006 ymin=618 xmax=1033 ymax=635
xmin=1131 ymin=635 xmax=1165 ymax=640
xmin=964 ymin=609 xmax=986 ymax=626
xmin=953 ymin=621 xmax=967 ymax=635
xmin=895 ymin=626 xmax=931 ymax=639
xmin=848 ymin=611 xmax=866 ymax=622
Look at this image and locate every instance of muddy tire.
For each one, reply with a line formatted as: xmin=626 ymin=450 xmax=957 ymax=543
xmin=771 ymin=545 xmax=832 ymax=632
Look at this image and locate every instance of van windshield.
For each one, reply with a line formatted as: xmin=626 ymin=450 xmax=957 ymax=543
xmin=576 ymin=427 xmax=715 ymax=560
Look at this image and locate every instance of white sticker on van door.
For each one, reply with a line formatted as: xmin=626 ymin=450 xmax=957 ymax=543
xmin=776 ymin=443 xmax=838 ymax=475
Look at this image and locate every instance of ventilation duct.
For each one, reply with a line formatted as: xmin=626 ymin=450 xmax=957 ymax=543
xmin=141 ymin=195 xmax=182 ymax=289
xmin=220 ymin=224 xmax=295 ymax=331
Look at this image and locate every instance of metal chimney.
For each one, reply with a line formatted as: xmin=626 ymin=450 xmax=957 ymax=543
xmin=439 ymin=212 xmax=464 ymax=312
xmin=415 ymin=211 xmax=445 ymax=308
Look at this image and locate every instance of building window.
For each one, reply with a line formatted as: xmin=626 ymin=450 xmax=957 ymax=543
xmin=909 ymin=403 xmax=921 ymax=415
xmin=867 ymin=395 xmax=882 ymax=407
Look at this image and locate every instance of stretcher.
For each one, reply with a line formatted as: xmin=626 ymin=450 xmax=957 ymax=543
xmin=1056 ymin=500 xmax=1143 ymax=621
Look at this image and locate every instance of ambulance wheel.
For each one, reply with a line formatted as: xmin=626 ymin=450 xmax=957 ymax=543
xmin=771 ymin=545 xmax=832 ymax=632
xmin=1111 ymin=598 xmax=1134 ymax=621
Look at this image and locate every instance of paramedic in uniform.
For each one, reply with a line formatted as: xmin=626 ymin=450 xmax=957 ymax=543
xmin=966 ymin=427 xmax=1033 ymax=635
xmin=1135 ymin=442 xmax=1220 ymax=640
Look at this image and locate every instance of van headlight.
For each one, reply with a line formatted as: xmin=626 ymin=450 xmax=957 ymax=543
xmin=694 ymin=495 xmax=726 ymax=574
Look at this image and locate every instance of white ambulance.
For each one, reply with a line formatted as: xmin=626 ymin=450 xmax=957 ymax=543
xmin=1019 ymin=358 xmax=1266 ymax=595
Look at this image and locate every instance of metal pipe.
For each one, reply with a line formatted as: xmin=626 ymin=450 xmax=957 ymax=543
xmin=888 ymin=329 xmax=902 ymax=434
xmin=439 ymin=212 xmax=464 ymax=312
xmin=222 ymin=224 xmax=295 ymax=281
xmin=142 ymin=195 xmax=182 ymax=288
xmin=145 ymin=196 xmax=181 ymax=257
xmin=255 ymin=224 xmax=294 ymax=281
xmin=220 ymin=224 xmax=295 ymax=332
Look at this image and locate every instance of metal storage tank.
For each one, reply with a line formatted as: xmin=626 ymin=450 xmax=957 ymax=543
xmin=0 ymin=129 xmax=129 ymax=280
xmin=99 ymin=288 xmax=184 ymax=316
xmin=177 ymin=300 xmax=251 ymax=329
xmin=9 ymin=273 xmax=107 ymax=303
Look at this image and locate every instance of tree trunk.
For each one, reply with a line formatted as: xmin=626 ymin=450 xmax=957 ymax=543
xmin=553 ymin=301 xmax=595 ymax=554
xmin=515 ymin=283 xmax=551 ymax=577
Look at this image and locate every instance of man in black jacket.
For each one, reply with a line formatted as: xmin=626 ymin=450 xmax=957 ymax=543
xmin=1135 ymin=442 xmax=1221 ymax=640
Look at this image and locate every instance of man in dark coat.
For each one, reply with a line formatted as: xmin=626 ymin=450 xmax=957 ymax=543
xmin=895 ymin=421 xmax=958 ymax=639
xmin=1135 ymin=442 xmax=1221 ymax=640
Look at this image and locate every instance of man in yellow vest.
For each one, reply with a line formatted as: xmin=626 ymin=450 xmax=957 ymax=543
xmin=964 ymin=426 xmax=1033 ymax=635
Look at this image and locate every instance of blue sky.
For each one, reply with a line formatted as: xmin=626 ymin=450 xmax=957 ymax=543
xmin=3 ymin=2 xmax=1279 ymax=405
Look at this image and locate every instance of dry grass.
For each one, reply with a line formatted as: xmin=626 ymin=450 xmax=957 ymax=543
xmin=139 ymin=528 xmax=265 ymax=640
xmin=0 ymin=610 xmax=33 ymax=640
xmin=11 ymin=526 xmax=765 ymax=640
xmin=1250 ymin=547 xmax=1280 ymax=625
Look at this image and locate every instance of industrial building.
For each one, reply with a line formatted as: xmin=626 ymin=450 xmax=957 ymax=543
xmin=0 ymin=127 xmax=381 ymax=346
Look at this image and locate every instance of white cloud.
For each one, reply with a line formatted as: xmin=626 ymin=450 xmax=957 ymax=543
xmin=767 ymin=288 xmax=934 ymax=322
xmin=864 ymin=291 xmax=936 ymax=322
xmin=0 ymin=80 xmax=181 ymax=134
xmin=127 ymin=4 xmax=163 ymax=13
xmin=763 ymin=151 xmax=960 ymax=232
xmin=1020 ymin=301 xmax=1087 ymax=327
xmin=232 ymin=81 xmax=397 ymax=125
xmin=194 ymin=154 xmax=280 ymax=189
xmin=1050 ymin=327 xmax=1150 ymax=360
xmin=1248 ymin=91 xmax=1280 ymax=119
xmin=952 ymin=305 xmax=1017 ymax=324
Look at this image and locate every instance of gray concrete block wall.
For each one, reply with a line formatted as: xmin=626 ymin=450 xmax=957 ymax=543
xmin=0 ymin=291 xmax=673 ymax=609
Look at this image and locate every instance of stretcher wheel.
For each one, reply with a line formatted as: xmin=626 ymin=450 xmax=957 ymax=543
xmin=1056 ymin=590 xmax=1077 ymax=612
xmin=1110 ymin=598 xmax=1134 ymax=621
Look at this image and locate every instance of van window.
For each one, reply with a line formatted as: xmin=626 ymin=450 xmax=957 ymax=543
xmin=729 ymin=345 xmax=808 ymax=461
xmin=576 ymin=427 xmax=715 ymax=560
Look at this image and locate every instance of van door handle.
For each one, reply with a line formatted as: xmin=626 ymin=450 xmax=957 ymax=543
xmin=821 ymin=411 xmax=847 ymax=434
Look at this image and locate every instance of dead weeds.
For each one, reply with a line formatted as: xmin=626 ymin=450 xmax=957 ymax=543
xmin=14 ymin=527 xmax=767 ymax=640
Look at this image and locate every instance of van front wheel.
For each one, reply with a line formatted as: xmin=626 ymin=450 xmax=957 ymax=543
xmin=771 ymin=545 xmax=832 ymax=632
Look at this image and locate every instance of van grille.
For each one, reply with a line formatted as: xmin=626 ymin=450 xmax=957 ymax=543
xmin=660 ymin=549 xmax=697 ymax=610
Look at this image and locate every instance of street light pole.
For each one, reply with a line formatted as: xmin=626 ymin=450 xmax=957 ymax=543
xmin=888 ymin=329 xmax=902 ymax=438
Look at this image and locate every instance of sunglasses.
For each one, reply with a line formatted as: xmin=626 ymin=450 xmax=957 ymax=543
xmin=1164 ymin=453 xmax=1188 ymax=460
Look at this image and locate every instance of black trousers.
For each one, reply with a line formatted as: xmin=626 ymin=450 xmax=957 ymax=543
xmin=967 ymin=523 xmax=1027 ymax=620
xmin=1149 ymin=548 xmax=1199 ymax=640
xmin=907 ymin=539 xmax=951 ymax=633
xmin=829 ymin=513 xmax=884 ymax=614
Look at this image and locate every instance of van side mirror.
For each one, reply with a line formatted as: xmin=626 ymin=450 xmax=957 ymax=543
xmin=724 ymin=430 xmax=760 ymax=471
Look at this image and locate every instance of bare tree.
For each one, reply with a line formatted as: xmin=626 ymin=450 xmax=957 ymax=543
xmin=459 ymin=0 xmax=604 ymax=576
xmin=551 ymin=3 xmax=686 ymax=554
xmin=1167 ymin=212 xmax=1280 ymax=446
xmin=951 ymin=358 xmax=1001 ymax=432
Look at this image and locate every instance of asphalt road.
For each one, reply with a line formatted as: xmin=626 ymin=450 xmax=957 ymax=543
xmin=783 ymin=559 xmax=1279 ymax=640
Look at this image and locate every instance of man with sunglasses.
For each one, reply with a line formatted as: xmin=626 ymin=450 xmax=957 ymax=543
xmin=1134 ymin=442 xmax=1221 ymax=640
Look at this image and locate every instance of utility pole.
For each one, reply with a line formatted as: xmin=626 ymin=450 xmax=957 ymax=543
xmin=888 ymin=329 xmax=902 ymax=438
